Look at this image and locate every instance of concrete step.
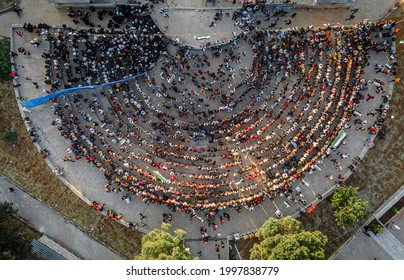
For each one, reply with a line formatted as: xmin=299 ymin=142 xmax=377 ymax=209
xmin=370 ymin=230 xmax=404 ymax=260
xmin=38 ymin=235 xmax=81 ymax=260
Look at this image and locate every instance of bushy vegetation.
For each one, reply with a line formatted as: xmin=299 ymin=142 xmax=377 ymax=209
xmin=0 ymin=202 xmax=34 ymax=260
xmin=0 ymin=38 xmax=11 ymax=80
xmin=331 ymin=186 xmax=368 ymax=229
xmin=250 ymin=217 xmax=328 ymax=260
xmin=370 ymin=223 xmax=383 ymax=235
xmin=0 ymin=130 xmax=18 ymax=145
xmin=136 ymin=223 xmax=192 ymax=260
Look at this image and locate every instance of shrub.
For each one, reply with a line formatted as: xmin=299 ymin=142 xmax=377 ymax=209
xmin=391 ymin=207 xmax=399 ymax=214
xmin=370 ymin=223 xmax=383 ymax=235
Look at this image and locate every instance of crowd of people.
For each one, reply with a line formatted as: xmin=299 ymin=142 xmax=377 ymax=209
xmin=40 ymin=5 xmax=165 ymax=90
xmin=16 ymin=4 xmax=396 ymax=225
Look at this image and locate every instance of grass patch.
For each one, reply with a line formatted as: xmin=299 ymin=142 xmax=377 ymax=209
xmin=0 ymin=202 xmax=39 ymax=259
xmin=0 ymin=130 xmax=18 ymax=145
xmin=0 ymin=81 xmax=142 ymax=259
xmin=0 ymin=0 xmax=13 ymax=11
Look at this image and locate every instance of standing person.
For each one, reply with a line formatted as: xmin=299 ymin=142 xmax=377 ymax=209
xmin=346 ymin=14 xmax=355 ymax=21
xmin=13 ymin=6 xmax=22 ymax=16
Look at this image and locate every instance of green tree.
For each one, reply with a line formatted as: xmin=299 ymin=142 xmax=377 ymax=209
xmin=0 ymin=202 xmax=33 ymax=260
xmin=250 ymin=217 xmax=328 ymax=260
xmin=0 ymin=38 xmax=11 ymax=80
xmin=331 ymin=186 xmax=368 ymax=229
xmin=135 ymin=223 xmax=191 ymax=260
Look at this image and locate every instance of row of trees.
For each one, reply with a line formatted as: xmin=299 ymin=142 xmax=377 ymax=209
xmin=135 ymin=185 xmax=369 ymax=260
xmin=136 ymin=217 xmax=329 ymax=260
xmin=250 ymin=185 xmax=368 ymax=259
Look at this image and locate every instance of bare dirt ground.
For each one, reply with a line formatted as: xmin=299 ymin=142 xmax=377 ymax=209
xmin=0 ymin=82 xmax=143 ymax=259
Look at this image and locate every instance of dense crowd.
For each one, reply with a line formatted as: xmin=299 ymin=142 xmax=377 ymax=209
xmin=17 ymin=5 xmax=396 ymax=222
xmin=42 ymin=5 xmax=165 ymax=90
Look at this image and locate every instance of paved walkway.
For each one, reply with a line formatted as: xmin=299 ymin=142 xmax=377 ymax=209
xmin=0 ymin=175 xmax=122 ymax=260
xmin=149 ymin=0 xmax=398 ymax=47
xmin=371 ymin=230 xmax=404 ymax=259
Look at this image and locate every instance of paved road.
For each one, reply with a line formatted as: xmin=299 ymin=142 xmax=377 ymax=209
xmin=0 ymin=175 xmax=123 ymax=260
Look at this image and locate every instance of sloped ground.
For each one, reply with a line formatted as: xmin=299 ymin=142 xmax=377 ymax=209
xmin=0 ymin=82 xmax=142 ymax=259
xmin=0 ymin=0 xmax=13 ymax=11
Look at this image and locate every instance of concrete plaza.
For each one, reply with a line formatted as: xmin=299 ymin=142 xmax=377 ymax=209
xmin=1 ymin=0 xmax=400 ymax=259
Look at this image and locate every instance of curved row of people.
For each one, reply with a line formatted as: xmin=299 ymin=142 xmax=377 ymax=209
xmin=44 ymin=18 xmax=396 ymax=211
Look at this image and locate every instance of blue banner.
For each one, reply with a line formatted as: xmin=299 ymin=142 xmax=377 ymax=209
xmin=21 ymin=73 xmax=146 ymax=108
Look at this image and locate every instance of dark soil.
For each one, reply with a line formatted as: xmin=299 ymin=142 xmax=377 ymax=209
xmin=230 ymin=237 xmax=258 ymax=260
xmin=379 ymin=196 xmax=404 ymax=224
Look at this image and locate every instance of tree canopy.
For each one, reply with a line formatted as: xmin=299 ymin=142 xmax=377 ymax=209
xmin=331 ymin=186 xmax=368 ymax=229
xmin=250 ymin=216 xmax=328 ymax=260
xmin=0 ymin=202 xmax=33 ymax=260
xmin=135 ymin=223 xmax=192 ymax=260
